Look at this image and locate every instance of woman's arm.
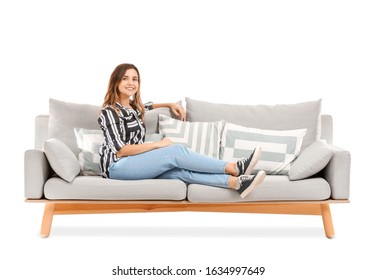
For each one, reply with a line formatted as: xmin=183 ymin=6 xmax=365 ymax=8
xmin=116 ymin=138 xmax=173 ymax=157
xmin=100 ymin=107 xmax=173 ymax=158
xmin=152 ymin=103 xmax=186 ymax=120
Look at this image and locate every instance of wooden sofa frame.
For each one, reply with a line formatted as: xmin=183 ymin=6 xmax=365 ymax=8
xmin=26 ymin=199 xmax=349 ymax=238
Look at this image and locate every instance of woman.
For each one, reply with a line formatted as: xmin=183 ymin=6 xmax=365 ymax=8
xmin=98 ymin=63 xmax=266 ymax=198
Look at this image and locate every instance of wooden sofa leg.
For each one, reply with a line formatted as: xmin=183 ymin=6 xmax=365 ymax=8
xmin=320 ymin=204 xmax=334 ymax=238
xmin=40 ymin=203 xmax=55 ymax=238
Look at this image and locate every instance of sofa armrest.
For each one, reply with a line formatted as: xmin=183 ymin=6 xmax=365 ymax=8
xmin=322 ymin=145 xmax=351 ymax=200
xmin=24 ymin=149 xmax=51 ymax=199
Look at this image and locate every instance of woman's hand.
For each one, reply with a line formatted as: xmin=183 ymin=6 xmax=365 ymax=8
xmin=156 ymin=138 xmax=173 ymax=148
xmin=170 ymin=103 xmax=186 ymax=121
xmin=152 ymin=102 xmax=186 ymax=121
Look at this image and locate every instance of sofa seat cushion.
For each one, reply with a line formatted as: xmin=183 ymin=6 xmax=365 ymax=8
xmin=187 ymin=176 xmax=330 ymax=202
xmin=44 ymin=176 xmax=187 ymax=200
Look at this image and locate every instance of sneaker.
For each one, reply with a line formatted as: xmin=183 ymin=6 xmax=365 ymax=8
xmin=236 ymin=171 xmax=266 ymax=198
xmin=236 ymin=146 xmax=262 ymax=176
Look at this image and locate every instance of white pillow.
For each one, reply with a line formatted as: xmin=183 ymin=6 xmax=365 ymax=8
xmin=44 ymin=138 xmax=80 ymax=182
xmin=158 ymin=114 xmax=224 ymax=159
xmin=289 ymin=140 xmax=334 ymax=180
xmin=220 ymin=122 xmax=307 ymax=175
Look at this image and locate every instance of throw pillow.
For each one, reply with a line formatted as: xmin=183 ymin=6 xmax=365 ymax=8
xmin=44 ymin=138 xmax=81 ymax=182
xmin=220 ymin=122 xmax=307 ymax=175
xmin=289 ymin=140 xmax=334 ymax=180
xmin=158 ymin=114 xmax=224 ymax=159
xmin=185 ymin=97 xmax=321 ymax=151
xmin=74 ymin=128 xmax=103 ymax=176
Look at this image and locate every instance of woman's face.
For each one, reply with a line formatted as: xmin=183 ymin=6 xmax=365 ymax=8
xmin=118 ymin=68 xmax=139 ymax=98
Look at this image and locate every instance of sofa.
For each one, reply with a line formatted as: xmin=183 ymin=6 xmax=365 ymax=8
xmin=24 ymin=97 xmax=351 ymax=238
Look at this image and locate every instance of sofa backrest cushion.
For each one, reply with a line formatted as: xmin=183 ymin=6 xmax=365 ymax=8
xmin=185 ymin=98 xmax=322 ymax=151
xmin=47 ymin=98 xmax=178 ymax=156
xmin=49 ymin=99 xmax=101 ymax=156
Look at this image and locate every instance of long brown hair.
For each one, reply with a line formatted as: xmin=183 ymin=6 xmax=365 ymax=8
xmin=101 ymin=63 xmax=145 ymax=118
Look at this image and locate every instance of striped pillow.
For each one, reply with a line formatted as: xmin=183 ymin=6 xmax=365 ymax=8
xmin=158 ymin=114 xmax=224 ymax=159
xmin=220 ymin=122 xmax=307 ymax=175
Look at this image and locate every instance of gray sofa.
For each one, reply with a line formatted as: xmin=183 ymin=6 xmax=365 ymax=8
xmin=24 ymin=98 xmax=351 ymax=238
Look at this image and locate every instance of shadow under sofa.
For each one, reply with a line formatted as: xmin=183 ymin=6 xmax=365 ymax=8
xmin=24 ymin=98 xmax=351 ymax=238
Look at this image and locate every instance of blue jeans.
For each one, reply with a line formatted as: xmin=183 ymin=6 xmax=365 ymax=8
xmin=109 ymin=144 xmax=229 ymax=188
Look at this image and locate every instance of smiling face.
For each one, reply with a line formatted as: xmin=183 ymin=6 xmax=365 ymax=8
xmin=117 ymin=68 xmax=139 ymax=99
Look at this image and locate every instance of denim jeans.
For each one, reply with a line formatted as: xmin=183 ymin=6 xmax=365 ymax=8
xmin=109 ymin=144 xmax=229 ymax=188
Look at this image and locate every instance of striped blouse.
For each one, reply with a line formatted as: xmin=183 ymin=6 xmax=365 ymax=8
xmin=97 ymin=101 xmax=153 ymax=178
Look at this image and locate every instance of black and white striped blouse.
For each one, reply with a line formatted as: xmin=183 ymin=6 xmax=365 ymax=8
xmin=97 ymin=101 xmax=153 ymax=178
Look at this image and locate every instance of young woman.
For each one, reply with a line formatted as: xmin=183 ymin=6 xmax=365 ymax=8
xmin=98 ymin=63 xmax=266 ymax=198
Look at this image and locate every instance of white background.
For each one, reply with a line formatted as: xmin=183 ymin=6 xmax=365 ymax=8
xmin=1 ymin=0 xmax=376 ymax=279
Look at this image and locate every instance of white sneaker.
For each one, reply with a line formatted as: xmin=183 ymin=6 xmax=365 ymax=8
xmin=236 ymin=146 xmax=262 ymax=176
xmin=236 ymin=170 xmax=266 ymax=198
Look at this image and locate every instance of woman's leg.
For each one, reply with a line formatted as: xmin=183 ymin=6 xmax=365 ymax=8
xmin=109 ymin=144 xmax=266 ymax=195
xmin=156 ymin=168 xmax=230 ymax=189
xmin=156 ymin=168 xmax=266 ymax=194
xmin=109 ymin=144 xmax=229 ymax=180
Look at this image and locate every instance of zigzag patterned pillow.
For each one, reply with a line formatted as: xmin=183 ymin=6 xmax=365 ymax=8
xmin=73 ymin=128 xmax=164 ymax=176
xmin=74 ymin=128 xmax=103 ymax=176
xmin=158 ymin=114 xmax=224 ymax=159
xmin=220 ymin=122 xmax=307 ymax=175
